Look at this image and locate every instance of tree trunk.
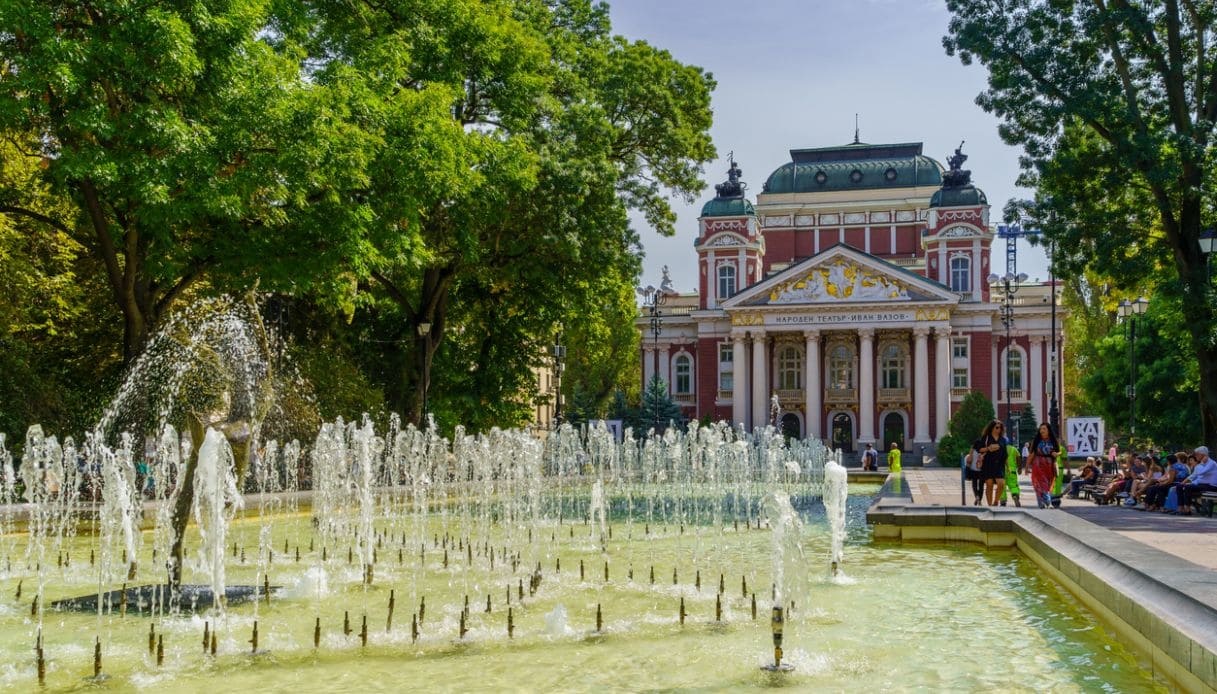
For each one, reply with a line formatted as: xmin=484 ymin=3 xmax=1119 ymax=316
xmin=168 ymin=416 xmax=205 ymax=593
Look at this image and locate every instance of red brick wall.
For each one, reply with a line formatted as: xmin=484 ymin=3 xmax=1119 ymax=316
xmin=844 ymin=227 xmax=866 ymax=250
xmin=696 ymin=337 xmax=720 ymax=418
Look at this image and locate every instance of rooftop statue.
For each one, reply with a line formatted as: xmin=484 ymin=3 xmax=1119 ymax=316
xmin=942 ymin=141 xmax=972 ymax=188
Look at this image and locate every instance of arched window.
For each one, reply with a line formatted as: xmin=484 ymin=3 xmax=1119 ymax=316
xmin=673 ymin=354 xmax=693 ymax=394
xmin=881 ymin=345 xmax=906 ymax=389
xmin=1005 ymin=349 xmax=1023 ymax=393
xmin=779 ymin=346 xmax=802 ymax=390
xmin=717 ymin=263 xmax=737 ymax=298
xmin=950 ymin=255 xmax=971 ymax=292
xmin=829 ymin=345 xmax=854 ymax=390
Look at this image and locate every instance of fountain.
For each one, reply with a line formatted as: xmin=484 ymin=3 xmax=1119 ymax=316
xmin=0 ymin=300 xmax=1172 ymax=691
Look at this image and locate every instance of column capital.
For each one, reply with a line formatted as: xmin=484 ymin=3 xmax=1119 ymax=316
xmin=912 ymin=326 xmax=932 ymax=338
xmin=642 ymin=344 xmax=655 ymax=353
xmin=933 ymin=324 xmax=953 ymax=339
xmin=1029 ymin=334 xmax=1047 ymax=344
xmin=750 ymin=329 xmax=767 ymax=341
xmin=803 ymin=328 xmax=821 ymax=340
xmin=731 ymin=330 xmax=748 ymax=343
xmin=857 ymin=327 xmax=875 ymax=340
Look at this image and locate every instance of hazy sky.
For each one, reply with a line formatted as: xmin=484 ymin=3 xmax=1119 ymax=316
xmin=606 ymin=0 xmax=1052 ymax=294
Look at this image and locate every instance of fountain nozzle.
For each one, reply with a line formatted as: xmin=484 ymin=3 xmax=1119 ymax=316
xmin=761 ymin=605 xmax=794 ymax=672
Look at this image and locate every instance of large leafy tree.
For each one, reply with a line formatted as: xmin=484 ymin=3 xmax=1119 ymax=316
xmin=1080 ymin=290 xmax=1201 ymax=446
xmin=945 ymin=0 xmax=1217 ymax=447
xmin=288 ymin=0 xmax=716 ymax=426
xmin=0 ymin=0 xmax=380 ymax=362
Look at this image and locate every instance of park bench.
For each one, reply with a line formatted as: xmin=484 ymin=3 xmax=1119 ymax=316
xmin=1199 ymin=491 xmax=1217 ymax=518
xmin=1080 ymin=473 xmax=1116 ymax=503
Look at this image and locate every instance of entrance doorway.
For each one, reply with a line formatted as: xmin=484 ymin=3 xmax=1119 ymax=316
xmin=830 ymin=412 xmax=854 ymax=453
xmin=882 ymin=411 xmax=906 ymax=452
xmin=780 ymin=413 xmax=801 ymax=439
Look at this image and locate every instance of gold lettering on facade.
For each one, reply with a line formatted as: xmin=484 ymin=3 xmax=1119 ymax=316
xmin=730 ymin=312 xmax=764 ymax=326
xmin=914 ymin=308 xmax=950 ymax=321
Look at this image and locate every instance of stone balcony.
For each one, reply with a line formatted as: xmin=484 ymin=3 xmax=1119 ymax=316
xmin=878 ymin=387 xmax=910 ymax=402
xmin=825 ymin=388 xmax=857 ymax=403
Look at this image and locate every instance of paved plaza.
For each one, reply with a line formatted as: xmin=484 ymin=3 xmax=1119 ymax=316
xmin=898 ymin=467 xmax=1217 ymax=570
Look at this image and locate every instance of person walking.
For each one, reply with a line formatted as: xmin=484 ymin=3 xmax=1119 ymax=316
xmin=887 ymin=442 xmax=902 ymax=473
xmin=862 ymin=443 xmax=879 ymax=471
xmin=1029 ymin=423 xmax=1060 ymax=509
xmin=972 ymin=420 xmax=1008 ymax=506
xmin=1000 ymin=442 xmax=1020 ymax=507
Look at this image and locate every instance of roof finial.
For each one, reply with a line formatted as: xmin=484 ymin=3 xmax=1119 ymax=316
xmin=853 ymin=114 xmax=860 ymax=144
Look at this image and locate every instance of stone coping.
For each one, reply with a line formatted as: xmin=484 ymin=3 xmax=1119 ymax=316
xmin=867 ymin=488 xmax=1217 ymax=693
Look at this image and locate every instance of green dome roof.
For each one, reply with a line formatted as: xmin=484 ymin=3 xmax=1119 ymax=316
xmin=929 ymin=185 xmax=988 ymax=208
xmin=701 ymin=196 xmax=755 ymax=217
xmin=762 ymin=142 xmax=943 ymax=194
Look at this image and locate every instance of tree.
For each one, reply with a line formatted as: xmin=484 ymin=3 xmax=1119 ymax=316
xmin=1017 ymin=402 xmax=1038 ymax=446
xmin=937 ymin=390 xmax=996 ymax=466
xmin=0 ymin=0 xmax=381 ymax=362
xmin=945 ymin=0 xmax=1217 ymax=447
xmin=288 ymin=0 xmax=716 ymax=426
xmin=1080 ymin=290 xmax=1201 ymax=447
xmin=639 ymin=375 xmax=683 ymax=432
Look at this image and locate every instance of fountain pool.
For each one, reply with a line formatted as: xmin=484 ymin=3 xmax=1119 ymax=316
xmin=0 ymin=479 xmax=1165 ymax=692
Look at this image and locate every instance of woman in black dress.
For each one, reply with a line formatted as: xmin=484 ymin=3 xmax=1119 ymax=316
xmin=973 ymin=419 xmax=1009 ymax=506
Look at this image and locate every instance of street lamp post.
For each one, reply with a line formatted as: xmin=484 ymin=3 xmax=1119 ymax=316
xmin=551 ymin=329 xmax=566 ymax=427
xmin=1117 ymin=297 xmax=1148 ymax=446
xmin=1201 ymin=227 xmax=1217 ymax=281
xmin=417 ymin=321 xmax=432 ymax=426
xmin=989 ymin=271 xmax=1028 ymax=442
xmin=637 ymin=282 xmax=673 ymax=432
xmin=1047 ymin=239 xmax=1062 ymax=440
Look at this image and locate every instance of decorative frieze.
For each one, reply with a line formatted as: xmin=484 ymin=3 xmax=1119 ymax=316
xmin=871 ymin=211 xmax=891 ymax=223
xmin=763 ymin=215 xmax=792 ymax=227
xmin=794 ymin=215 xmax=814 ymax=227
xmin=820 ymin=213 xmax=840 ymax=225
xmin=895 ymin=210 xmax=916 ymax=222
xmin=843 ymin=212 xmax=866 ymax=224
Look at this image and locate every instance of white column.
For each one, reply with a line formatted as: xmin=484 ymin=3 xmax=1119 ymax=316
xmin=913 ymin=327 xmax=931 ymax=443
xmin=751 ymin=331 xmax=768 ymax=429
xmin=1030 ymin=335 xmax=1044 ymax=422
xmin=935 ymin=327 xmax=951 ymax=440
xmin=805 ymin=330 xmax=822 ymax=438
xmin=643 ymin=345 xmax=655 ymax=386
xmin=658 ymin=346 xmax=671 ymax=392
xmin=859 ymin=328 xmax=875 ymax=444
xmin=706 ymin=251 xmax=717 ymax=308
xmin=732 ymin=334 xmax=748 ymax=427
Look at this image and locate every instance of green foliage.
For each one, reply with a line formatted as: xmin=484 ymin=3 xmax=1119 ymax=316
xmin=945 ymin=0 xmax=1217 ymax=444
xmin=937 ymin=390 xmax=995 ymax=466
xmin=1079 ymin=292 xmax=1201 ymax=448
xmin=639 ymin=375 xmax=683 ymax=433
xmin=1016 ymin=403 xmax=1037 ymax=446
xmin=0 ymin=0 xmax=714 ymax=439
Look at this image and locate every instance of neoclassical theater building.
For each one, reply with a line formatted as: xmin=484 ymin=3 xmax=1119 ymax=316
xmin=637 ymin=140 xmax=1064 ymax=460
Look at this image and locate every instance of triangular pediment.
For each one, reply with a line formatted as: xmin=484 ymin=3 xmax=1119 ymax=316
xmin=721 ymin=244 xmax=958 ymax=308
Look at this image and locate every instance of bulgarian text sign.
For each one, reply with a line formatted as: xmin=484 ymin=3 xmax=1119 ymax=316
xmin=1066 ymin=417 xmax=1104 ymax=458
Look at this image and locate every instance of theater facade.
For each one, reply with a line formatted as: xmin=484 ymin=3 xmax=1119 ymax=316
xmin=637 ymin=141 xmax=1064 ymax=460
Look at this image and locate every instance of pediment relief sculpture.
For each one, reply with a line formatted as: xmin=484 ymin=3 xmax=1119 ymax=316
xmin=769 ymin=259 xmax=910 ymax=303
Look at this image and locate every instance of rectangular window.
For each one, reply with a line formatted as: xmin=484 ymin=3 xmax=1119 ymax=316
xmin=952 ymin=368 xmax=969 ymax=389
xmin=719 ymin=343 xmax=733 ymax=363
xmin=952 ymin=338 xmax=968 ymax=360
xmin=719 ymin=372 xmax=733 ymax=392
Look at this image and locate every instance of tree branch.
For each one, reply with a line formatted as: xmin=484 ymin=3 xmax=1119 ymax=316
xmin=0 ymin=205 xmax=73 ymax=236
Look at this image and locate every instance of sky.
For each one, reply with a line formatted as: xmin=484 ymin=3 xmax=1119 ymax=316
xmin=606 ymin=0 xmax=1052 ymax=295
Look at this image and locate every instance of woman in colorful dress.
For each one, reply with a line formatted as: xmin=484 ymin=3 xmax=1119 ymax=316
xmin=1029 ymin=423 xmax=1060 ymax=508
